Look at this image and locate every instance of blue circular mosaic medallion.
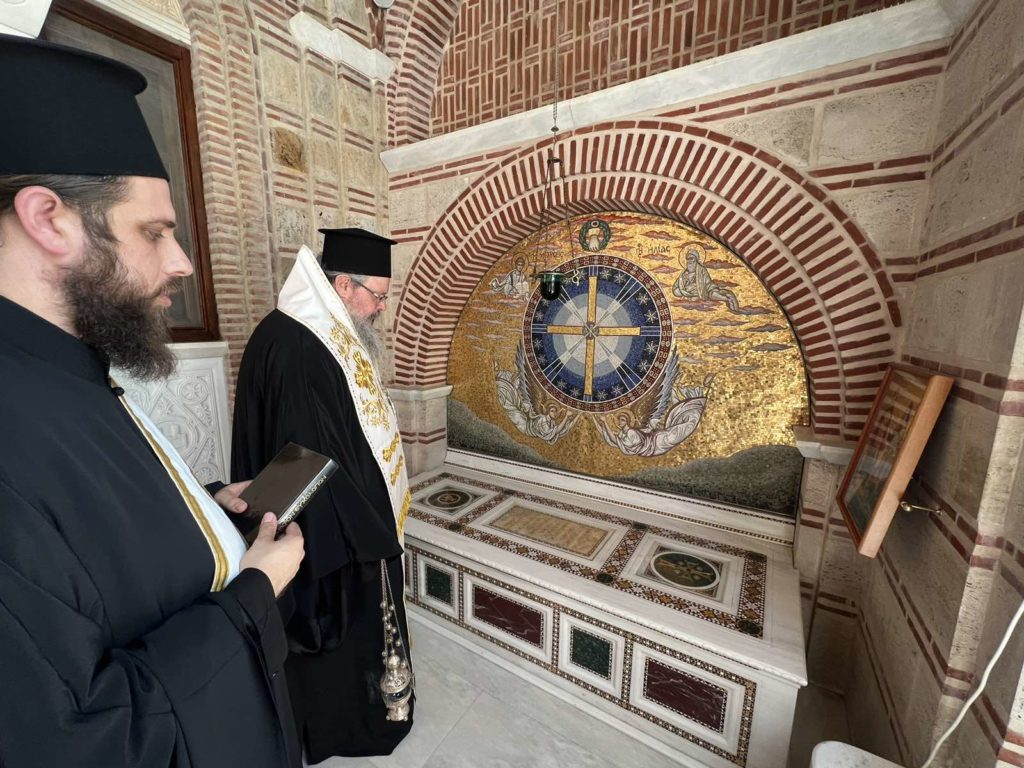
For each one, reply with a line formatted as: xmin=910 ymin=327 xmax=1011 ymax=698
xmin=651 ymin=551 xmax=720 ymax=591
xmin=523 ymin=255 xmax=672 ymax=413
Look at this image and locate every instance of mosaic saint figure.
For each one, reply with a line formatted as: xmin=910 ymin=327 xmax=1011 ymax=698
xmin=673 ymin=246 xmax=741 ymax=312
xmin=494 ymin=343 xmax=579 ymax=443
xmin=488 ymin=256 xmax=530 ymax=298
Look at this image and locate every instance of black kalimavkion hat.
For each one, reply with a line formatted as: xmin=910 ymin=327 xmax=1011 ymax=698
xmin=319 ymin=228 xmax=396 ymax=278
xmin=0 ymin=33 xmax=168 ymax=179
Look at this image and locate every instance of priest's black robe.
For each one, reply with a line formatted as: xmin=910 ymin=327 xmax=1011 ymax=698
xmin=231 ymin=309 xmax=413 ymax=762
xmin=0 ymin=297 xmax=300 ymax=768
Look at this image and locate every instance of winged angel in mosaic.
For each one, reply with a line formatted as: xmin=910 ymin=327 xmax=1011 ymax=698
xmin=596 ymin=349 xmax=715 ymax=457
xmin=494 ymin=342 xmax=579 ymax=443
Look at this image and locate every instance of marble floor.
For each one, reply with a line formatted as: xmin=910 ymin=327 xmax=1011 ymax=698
xmin=309 ymin=610 xmax=849 ymax=768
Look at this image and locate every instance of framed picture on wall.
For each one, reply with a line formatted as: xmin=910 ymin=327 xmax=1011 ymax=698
xmin=42 ymin=0 xmax=219 ymax=342
xmin=837 ymin=364 xmax=953 ymax=558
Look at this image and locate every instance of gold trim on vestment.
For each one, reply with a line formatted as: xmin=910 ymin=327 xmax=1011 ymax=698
xmin=115 ymin=385 xmax=229 ymax=591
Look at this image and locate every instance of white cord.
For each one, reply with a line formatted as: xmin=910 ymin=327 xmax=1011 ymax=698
xmin=920 ymin=596 xmax=1024 ymax=767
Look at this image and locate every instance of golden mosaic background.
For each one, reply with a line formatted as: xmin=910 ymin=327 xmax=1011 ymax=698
xmin=448 ymin=212 xmax=808 ymax=479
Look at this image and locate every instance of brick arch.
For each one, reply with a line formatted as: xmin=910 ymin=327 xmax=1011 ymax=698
xmin=381 ymin=0 xmax=464 ymax=146
xmin=393 ymin=120 xmax=898 ymax=439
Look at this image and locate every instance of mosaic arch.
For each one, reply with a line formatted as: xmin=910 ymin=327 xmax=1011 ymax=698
xmin=447 ymin=212 xmax=808 ymax=512
xmin=392 ymin=120 xmax=898 ymax=441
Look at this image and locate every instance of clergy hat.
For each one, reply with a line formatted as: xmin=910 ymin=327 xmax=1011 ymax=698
xmin=319 ymin=228 xmax=396 ymax=278
xmin=0 ymin=34 xmax=168 ymax=179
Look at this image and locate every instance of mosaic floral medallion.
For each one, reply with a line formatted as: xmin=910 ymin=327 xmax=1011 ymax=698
xmin=650 ymin=551 xmax=720 ymax=591
xmin=417 ymin=485 xmax=483 ymax=515
xmin=523 ymin=254 xmax=673 ymax=413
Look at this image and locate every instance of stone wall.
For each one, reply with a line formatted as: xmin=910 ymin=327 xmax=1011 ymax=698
xmin=841 ymin=0 xmax=1024 ymax=764
xmin=178 ymin=0 xmax=389 ymax=376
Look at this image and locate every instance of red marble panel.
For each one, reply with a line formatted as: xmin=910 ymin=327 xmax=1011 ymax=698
xmin=472 ymin=585 xmax=544 ymax=647
xmin=643 ymin=658 xmax=728 ymax=733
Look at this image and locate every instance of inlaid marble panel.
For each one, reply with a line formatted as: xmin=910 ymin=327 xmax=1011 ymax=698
xmin=472 ymin=585 xmax=544 ymax=648
xmin=489 ymin=505 xmax=612 ymax=558
xmin=409 ymin=546 xmax=762 ymax=767
xmin=412 ymin=478 xmax=495 ymax=517
xmin=643 ymin=658 xmax=728 ymax=734
xmin=410 ymin=472 xmax=767 ymax=638
xmin=570 ymin=627 xmax=613 ymax=680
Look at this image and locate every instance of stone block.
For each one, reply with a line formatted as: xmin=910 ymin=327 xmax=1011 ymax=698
xmin=952 ymin=411 xmax=995 ymax=512
xmin=846 ymin=627 xmax=902 ymax=763
xmin=802 ymin=462 xmax=835 ymax=512
xmin=928 ymin=101 xmax=1024 ymax=242
xmin=425 ymin=173 xmax=477 ymax=222
xmin=302 ymin=0 xmax=330 ymax=19
xmin=794 ymin=519 xmax=824 ymax=584
xmin=273 ymin=202 xmax=310 ymax=249
xmin=818 ymin=82 xmax=936 ymax=164
xmin=312 ymin=136 xmax=340 ymax=183
xmin=986 ymin=259 xmax=1024 ymax=366
xmin=340 ymin=80 xmax=374 ymax=133
xmin=818 ymin=520 xmax=867 ymax=598
xmin=331 ymin=0 xmax=367 ymax=29
xmin=883 ymin=507 xmax=969 ymax=656
xmin=918 ymin=401 xmax=964 ymax=501
xmin=307 ymin=66 xmax=337 ymax=121
xmin=271 ymin=127 xmax=306 ymax=172
xmin=389 ymin=185 xmax=429 ymax=231
xmin=974 ymin=0 xmax=1024 ymax=105
xmin=806 ymin=608 xmax=858 ymax=691
xmin=716 ymin=106 xmax=815 ymax=167
xmin=344 ymin=147 xmax=379 ymax=190
xmin=261 ymin=48 xmax=302 ymax=110
xmin=833 ymin=185 xmax=927 ymax=252
xmin=391 ymin=241 xmax=420 ymax=285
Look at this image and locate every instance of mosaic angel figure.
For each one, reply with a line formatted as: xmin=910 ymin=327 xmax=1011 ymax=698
xmin=494 ymin=343 xmax=579 ymax=444
xmin=596 ymin=351 xmax=714 ymax=457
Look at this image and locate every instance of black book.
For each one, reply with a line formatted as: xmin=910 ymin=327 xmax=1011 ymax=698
xmin=234 ymin=442 xmax=338 ymax=544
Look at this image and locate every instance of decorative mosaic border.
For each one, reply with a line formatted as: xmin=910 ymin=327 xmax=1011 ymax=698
xmin=409 ymin=473 xmax=767 ymax=638
xmin=409 ymin=545 xmax=756 ymax=767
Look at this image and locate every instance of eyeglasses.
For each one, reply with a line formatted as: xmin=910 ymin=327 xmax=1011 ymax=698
xmin=350 ymin=278 xmax=389 ymax=305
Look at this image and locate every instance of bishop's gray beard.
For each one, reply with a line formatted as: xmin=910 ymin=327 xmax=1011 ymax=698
xmin=351 ymin=313 xmax=386 ymax=371
xmin=63 ymin=221 xmax=177 ymax=381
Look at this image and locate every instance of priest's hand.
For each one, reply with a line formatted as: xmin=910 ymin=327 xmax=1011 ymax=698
xmin=213 ymin=480 xmax=252 ymax=514
xmin=241 ymin=513 xmax=305 ymax=597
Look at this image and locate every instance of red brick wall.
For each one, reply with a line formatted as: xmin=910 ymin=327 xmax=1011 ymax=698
xmin=180 ymin=0 xmax=382 ymax=378
xmin=428 ymin=0 xmax=910 ymax=138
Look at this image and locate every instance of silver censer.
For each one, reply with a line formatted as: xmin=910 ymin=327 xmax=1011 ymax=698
xmin=379 ymin=560 xmax=413 ymax=721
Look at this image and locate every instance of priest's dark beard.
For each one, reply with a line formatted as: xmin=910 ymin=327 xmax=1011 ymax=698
xmin=351 ymin=314 xmax=386 ymax=371
xmin=63 ymin=221 xmax=177 ymax=381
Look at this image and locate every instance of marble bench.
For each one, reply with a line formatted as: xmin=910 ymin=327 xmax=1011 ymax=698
xmin=403 ymin=451 xmax=807 ymax=768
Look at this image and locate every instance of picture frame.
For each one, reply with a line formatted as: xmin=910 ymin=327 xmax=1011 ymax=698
xmin=836 ymin=364 xmax=953 ymax=557
xmin=43 ymin=0 xmax=220 ymax=342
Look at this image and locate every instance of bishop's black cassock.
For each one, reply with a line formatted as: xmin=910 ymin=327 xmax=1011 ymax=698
xmin=232 ymin=308 xmax=413 ymax=762
xmin=0 ymin=297 xmax=300 ymax=767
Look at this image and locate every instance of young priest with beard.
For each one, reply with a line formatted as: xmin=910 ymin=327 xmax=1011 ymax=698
xmin=232 ymin=230 xmax=415 ymax=762
xmin=0 ymin=35 xmax=305 ymax=767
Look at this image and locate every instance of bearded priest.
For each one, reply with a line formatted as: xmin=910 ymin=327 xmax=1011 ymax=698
xmin=0 ymin=34 xmax=305 ymax=768
xmin=232 ymin=228 xmax=415 ymax=762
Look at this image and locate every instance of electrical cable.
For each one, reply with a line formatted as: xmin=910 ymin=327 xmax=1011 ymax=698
xmin=919 ymin=596 xmax=1024 ymax=767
